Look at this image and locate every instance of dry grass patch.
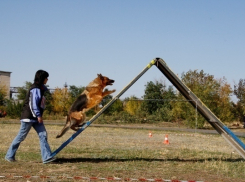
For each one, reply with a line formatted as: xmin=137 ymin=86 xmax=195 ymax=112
xmin=0 ymin=123 xmax=245 ymax=181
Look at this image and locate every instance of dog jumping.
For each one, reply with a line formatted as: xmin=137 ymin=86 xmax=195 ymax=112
xmin=56 ymin=74 xmax=115 ymax=138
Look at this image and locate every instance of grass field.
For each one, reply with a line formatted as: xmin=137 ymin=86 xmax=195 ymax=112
xmin=1 ymin=122 xmax=245 ymax=182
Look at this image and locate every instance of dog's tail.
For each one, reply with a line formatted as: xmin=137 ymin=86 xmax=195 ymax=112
xmin=56 ymin=115 xmax=71 ymax=138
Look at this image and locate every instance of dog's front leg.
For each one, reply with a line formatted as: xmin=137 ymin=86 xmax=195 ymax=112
xmin=102 ymin=89 xmax=116 ymax=97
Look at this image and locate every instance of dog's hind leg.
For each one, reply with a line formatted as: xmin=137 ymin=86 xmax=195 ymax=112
xmin=56 ymin=116 xmax=72 ymax=138
xmin=56 ymin=124 xmax=71 ymax=138
xmin=70 ymin=111 xmax=86 ymax=131
xmin=70 ymin=118 xmax=80 ymax=131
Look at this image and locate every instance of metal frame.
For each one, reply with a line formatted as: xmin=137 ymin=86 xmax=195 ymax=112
xmin=52 ymin=58 xmax=245 ymax=159
xmin=154 ymin=58 xmax=245 ymax=159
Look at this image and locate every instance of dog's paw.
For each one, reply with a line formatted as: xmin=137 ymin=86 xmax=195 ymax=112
xmin=111 ymin=89 xmax=116 ymax=93
xmin=56 ymin=134 xmax=61 ymax=138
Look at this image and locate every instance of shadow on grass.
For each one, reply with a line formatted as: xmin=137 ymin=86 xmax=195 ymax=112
xmin=53 ymin=157 xmax=244 ymax=164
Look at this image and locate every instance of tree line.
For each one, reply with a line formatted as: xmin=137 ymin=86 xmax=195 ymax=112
xmin=0 ymin=69 xmax=245 ymax=128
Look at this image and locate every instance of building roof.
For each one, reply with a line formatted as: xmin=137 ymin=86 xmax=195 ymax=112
xmin=0 ymin=71 xmax=12 ymax=74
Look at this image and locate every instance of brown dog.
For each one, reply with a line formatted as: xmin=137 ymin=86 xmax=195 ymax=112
xmin=56 ymin=74 xmax=115 ymax=138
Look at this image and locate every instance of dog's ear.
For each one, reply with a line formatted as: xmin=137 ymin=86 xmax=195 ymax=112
xmin=97 ymin=74 xmax=103 ymax=79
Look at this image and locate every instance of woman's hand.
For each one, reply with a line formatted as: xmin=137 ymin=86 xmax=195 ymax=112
xmin=38 ymin=116 xmax=43 ymax=123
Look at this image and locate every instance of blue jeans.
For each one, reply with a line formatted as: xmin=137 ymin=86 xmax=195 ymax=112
xmin=5 ymin=121 xmax=53 ymax=162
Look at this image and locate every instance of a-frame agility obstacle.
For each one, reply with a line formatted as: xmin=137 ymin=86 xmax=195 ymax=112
xmin=51 ymin=58 xmax=245 ymax=159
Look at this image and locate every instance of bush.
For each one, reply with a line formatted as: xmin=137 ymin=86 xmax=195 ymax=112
xmin=5 ymin=100 xmax=23 ymax=119
xmin=183 ymin=114 xmax=205 ymax=129
xmin=156 ymin=107 xmax=174 ymax=122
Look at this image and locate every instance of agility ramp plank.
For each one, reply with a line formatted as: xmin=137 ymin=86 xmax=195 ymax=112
xmin=51 ymin=60 xmax=156 ymax=157
xmin=154 ymin=58 xmax=245 ymax=159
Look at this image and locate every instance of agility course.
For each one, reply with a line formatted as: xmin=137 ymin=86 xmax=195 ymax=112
xmin=51 ymin=58 xmax=245 ymax=160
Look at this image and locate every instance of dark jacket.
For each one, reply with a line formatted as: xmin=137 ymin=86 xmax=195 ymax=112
xmin=20 ymin=83 xmax=47 ymax=121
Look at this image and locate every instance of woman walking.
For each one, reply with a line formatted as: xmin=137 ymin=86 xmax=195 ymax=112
xmin=5 ymin=70 xmax=56 ymax=164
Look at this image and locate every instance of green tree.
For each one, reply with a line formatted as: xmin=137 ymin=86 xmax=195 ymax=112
xmin=234 ymin=79 xmax=245 ymax=104
xmin=158 ymin=85 xmax=177 ymax=122
xmin=17 ymin=81 xmax=32 ymax=100
xmin=234 ymin=79 xmax=245 ymax=119
xmin=173 ymin=70 xmax=234 ymax=128
xmin=162 ymin=85 xmax=176 ymax=108
xmin=141 ymin=81 xmax=165 ymax=114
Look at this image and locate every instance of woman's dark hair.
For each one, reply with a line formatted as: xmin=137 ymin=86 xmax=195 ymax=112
xmin=34 ymin=70 xmax=49 ymax=86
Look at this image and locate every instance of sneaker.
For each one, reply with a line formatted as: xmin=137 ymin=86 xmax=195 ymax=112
xmin=43 ymin=157 xmax=57 ymax=164
xmin=5 ymin=157 xmax=16 ymax=162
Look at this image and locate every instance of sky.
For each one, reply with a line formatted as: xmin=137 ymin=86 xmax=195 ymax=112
xmin=1 ymin=0 xmax=245 ymax=99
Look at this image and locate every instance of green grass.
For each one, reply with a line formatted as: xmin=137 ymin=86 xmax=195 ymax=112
xmin=0 ymin=123 xmax=245 ymax=181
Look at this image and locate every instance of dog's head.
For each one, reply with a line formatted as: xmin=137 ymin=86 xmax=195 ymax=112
xmin=97 ymin=74 xmax=115 ymax=86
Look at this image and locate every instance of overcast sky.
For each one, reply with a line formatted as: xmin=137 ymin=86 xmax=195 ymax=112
xmin=1 ymin=0 xmax=244 ymax=99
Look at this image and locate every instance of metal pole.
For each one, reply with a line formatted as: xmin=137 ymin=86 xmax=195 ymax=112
xmin=195 ymin=100 xmax=197 ymax=133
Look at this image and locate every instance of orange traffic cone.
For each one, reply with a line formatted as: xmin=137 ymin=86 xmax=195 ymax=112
xmin=163 ymin=134 xmax=170 ymax=144
xmin=149 ymin=131 xmax=153 ymax=138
